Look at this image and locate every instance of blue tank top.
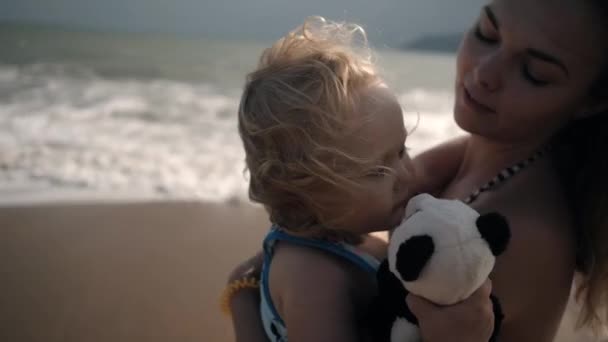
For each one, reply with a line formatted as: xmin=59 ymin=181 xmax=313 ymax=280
xmin=260 ymin=226 xmax=381 ymax=342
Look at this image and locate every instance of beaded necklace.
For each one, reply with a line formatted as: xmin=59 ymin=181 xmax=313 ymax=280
xmin=463 ymin=146 xmax=551 ymax=204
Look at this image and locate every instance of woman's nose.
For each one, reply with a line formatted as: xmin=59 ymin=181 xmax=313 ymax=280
xmin=474 ymin=52 xmax=502 ymax=92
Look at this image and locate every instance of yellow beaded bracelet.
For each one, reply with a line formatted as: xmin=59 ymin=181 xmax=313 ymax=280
xmin=220 ymin=277 xmax=261 ymax=317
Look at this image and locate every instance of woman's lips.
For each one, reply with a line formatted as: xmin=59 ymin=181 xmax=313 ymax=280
xmin=462 ymin=86 xmax=496 ymax=114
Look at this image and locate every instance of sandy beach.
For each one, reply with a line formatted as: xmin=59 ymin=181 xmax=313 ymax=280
xmin=0 ymin=199 xmax=604 ymax=341
xmin=0 ymin=199 xmax=268 ymax=342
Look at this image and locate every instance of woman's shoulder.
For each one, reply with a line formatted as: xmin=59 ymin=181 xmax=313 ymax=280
xmin=477 ymin=160 xmax=577 ymax=340
xmin=486 ymin=161 xmax=576 ymax=278
xmin=482 ymin=158 xmax=575 ymax=286
xmin=483 ymin=157 xmax=572 ymax=233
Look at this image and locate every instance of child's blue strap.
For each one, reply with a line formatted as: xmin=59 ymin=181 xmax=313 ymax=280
xmin=261 ymin=227 xmax=380 ymax=326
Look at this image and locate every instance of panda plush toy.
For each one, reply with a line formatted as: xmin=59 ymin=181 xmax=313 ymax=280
xmin=370 ymin=193 xmax=511 ymax=342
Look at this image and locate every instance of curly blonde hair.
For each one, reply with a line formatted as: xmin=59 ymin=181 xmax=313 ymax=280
xmin=238 ymin=17 xmax=384 ymax=235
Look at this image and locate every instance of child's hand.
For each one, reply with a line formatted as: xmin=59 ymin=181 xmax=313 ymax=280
xmin=406 ymin=279 xmax=495 ymax=342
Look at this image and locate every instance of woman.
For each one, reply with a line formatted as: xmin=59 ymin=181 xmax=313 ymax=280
xmin=227 ymin=0 xmax=608 ymax=340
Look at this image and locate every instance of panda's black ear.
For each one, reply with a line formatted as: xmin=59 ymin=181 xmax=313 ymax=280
xmin=476 ymin=213 xmax=511 ymax=256
xmin=396 ymin=235 xmax=434 ymax=282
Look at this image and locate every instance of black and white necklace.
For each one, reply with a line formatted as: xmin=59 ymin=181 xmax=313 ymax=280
xmin=463 ymin=146 xmax=551 ymax=205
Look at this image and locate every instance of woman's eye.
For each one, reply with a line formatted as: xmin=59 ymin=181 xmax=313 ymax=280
xmin=474 ymin=23 xmax=497 ymax=44
xmin=522 ymin=65 xmax=550 ymax=87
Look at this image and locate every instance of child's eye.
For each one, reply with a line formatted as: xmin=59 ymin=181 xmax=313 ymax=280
xmin=367 ymin=167 xmax=389 ymax=178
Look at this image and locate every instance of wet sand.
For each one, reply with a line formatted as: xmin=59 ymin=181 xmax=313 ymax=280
xmin=0 ymin=200 xmax=602 ymax=341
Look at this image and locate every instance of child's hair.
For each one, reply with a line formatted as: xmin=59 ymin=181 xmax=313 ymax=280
xmin=238 ymin=17 xmax=383 ymax=235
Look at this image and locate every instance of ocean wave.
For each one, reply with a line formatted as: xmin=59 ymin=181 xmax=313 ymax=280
xmin=0 ymin=63 xmax=461 ymax=203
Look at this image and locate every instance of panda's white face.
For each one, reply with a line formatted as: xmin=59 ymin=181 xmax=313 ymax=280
xmin=388 ymin=194 xmax=497 ymax=305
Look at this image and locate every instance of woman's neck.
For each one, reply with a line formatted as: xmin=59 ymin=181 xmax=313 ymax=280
xmin=454 ymin=134 xmax=549 ymax=184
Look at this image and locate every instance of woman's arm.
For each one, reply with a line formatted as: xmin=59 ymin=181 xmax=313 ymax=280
xmin=230 ymin=288 xmax=270 ymax=342
xmin=227 ymin=252 xmax=270 ymax=342
xmin=410 ymin=135 xmax=469 ymax=196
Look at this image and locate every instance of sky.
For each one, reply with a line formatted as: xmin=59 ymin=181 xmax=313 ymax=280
xmin=0 ymin=0 xmax=485 ymax=47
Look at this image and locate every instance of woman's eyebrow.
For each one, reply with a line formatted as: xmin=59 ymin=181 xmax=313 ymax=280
xmin=484 ymin=6 xmax=499 ymax=29
xmin=484 ymin=5 xmax=570 ymax=78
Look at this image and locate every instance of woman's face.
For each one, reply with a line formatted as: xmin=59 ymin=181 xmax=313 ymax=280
xmin=455 ymin=0 xmax=608 ymax=144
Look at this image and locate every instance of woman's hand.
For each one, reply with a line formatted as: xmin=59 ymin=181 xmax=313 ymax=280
xmin=227 ymin=251 xmax=270 ymax=342
xmin=227 ymin=250 xmax=264 ymax=283
xmin=406 ymin=279 xmax=496 ymax=342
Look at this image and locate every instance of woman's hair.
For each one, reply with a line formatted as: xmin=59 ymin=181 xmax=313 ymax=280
xmin=558 ymin=115 xmax=608 ymax=333
xmin=556 ymin=0 xmax=608 ymax=333
xmin=238 ymin=17 xmax=382 ymax=234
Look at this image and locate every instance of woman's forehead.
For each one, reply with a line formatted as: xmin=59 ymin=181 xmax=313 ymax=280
xmin=490 ymin=0 xmax=607 ymax=68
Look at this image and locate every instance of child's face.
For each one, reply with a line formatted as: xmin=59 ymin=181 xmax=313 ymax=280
xmin=318 ymin=84 xmax=413 ymax=234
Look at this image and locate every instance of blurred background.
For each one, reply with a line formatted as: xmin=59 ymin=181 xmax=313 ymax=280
xmin=0 ymin=0 xmax=478 ymax=203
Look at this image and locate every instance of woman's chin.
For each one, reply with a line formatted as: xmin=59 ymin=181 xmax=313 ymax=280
xmin=453 ymin=104 xmax=488 ymax=136
xmin=453 ymin=105 xmax=474 ymax=132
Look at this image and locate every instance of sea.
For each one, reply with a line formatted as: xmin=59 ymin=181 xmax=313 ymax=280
xmin=0 ymin=24 xmax=463 ymax=203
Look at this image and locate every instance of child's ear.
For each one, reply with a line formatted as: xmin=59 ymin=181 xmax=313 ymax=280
xmin=395 ymin=235 xmax=434 ymax=282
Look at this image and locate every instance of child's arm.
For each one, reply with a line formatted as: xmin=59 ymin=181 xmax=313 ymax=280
xmin=271 ymin=244 xmax=367 ymax=342
xmin=409 ymin=135 xmax=469 ymax=196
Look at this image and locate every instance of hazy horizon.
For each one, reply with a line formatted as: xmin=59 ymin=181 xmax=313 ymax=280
xmin=2 ymin=0 xmax=484 ymax=47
